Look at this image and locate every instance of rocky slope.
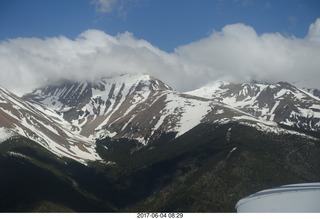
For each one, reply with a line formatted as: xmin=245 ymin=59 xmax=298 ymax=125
xmin=186 ymin=81 xmax=320 ymax=132
xmin=1 ymin=74 xmax=320 ymax=212
xmin=0 ymin=87 xmax=100 ymax=163
xmin=23 ymin=74 xmax=290 ymax=150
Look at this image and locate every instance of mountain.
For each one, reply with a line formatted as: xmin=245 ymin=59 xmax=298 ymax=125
xmin=0 ymin=87 xmax=100 ymax=163
xmin=21 ymin=74 xmax=320 ymax=162
xmin=1 ymin=73 xmax=320 ymax=212
xmin=23 ymin=73 xmax=285 ymax=149
xmin=186 ymin=81 xmax=320 ymax=132
xmin=1 ymin=118 xmax=320 ymax=212
xmin=23 ymin=74 xmax=173 ymax=143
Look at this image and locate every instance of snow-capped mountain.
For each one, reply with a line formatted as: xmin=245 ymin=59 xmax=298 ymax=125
xmin=23 ymin=73 xmax=293 ymax=148
xmin=23 ymin=74 xmax=174 ymax=143
xmin=0 ymin=87 xmax=100 ymax=163
xmin=0 ymin=73 xmax=316 ymax=164
xmin=2 ymin=75 xmax=320 ymax=212
xmin=186 ymin=81 xmax=320 ymax=132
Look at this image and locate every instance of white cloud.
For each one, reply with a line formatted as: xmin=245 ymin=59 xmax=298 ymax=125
xmin=306 ymin=18 xmax=320 ymax=43
xmin=0 ymin=30 xmax=186 ymax=94
xmin=175 ymin=20 xmax=320 ymax=88
xmin=91 ymin=0 xmax=117 ymax=13
xmin=0 ymin=19 xmax=320 ymax=95
xmin=91 ymin=0 xmax=143 ymax=19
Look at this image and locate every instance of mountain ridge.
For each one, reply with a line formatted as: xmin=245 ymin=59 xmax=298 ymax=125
xmin=0 ymin=86 xmax=100 ymax=163
xmin=1 ymin=73 xmax=320 ymax=212
xmin=186 ymin=80 xmax=320 ymax=132
xmin=1 ymin=73 xmax=320 ymax=164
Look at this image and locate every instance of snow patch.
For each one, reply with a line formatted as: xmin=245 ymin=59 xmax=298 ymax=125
xmin=7 ymin=151 xmax=31 ymax=160
xmin=274 ymin=89 xmax=288 ymax=99
xmin=216 ymin=109 xmax=224 ymax=114
xmin=0 ymin=127 xmax=14 ymax=143
xmin=226 ymin=147 xmax=237 ymax=159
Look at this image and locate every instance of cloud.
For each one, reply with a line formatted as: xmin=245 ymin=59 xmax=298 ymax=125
xmin=0 ymin=19 xmax=320 ymax=95
xmin=0 ymin=30 xmax=186 ymax=94
xmin=175 ymin=19 xmax=320 ymax=88
xmin=306 ymin=18 xmax=320 ymax=43
xmin=91 ymin=0 xmax=143 ymax=21
xmin=91 ymin=0 xmax=117 ymax=13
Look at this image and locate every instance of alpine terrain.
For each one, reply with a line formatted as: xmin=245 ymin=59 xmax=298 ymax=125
xmin=1 ymin=73 xmax=320 ymax=212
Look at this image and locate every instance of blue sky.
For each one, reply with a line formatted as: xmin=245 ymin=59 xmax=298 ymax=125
xmin=1 ymin=0 xmax=319 ymax=51
xmin=0 ymin=0 xmax=320 ymax=94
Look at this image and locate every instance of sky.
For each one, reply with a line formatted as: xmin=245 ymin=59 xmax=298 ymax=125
xmin=0 ymin=0 xmax=320 ymax=95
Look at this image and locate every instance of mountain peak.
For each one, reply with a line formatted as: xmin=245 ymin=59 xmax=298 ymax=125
xmin=4 ymin=76 xmax=320 ymax=165
xmin=187 ymin=80 xmax=320 ymax=132
xmin=22 ymin=73 xmax=174 ymax=141
xmin=23 ymin=73 xmax=172 ymax=109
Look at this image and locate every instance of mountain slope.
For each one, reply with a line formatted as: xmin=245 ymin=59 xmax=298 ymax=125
xmin=0 ymin=136 xmax=116 ymax=212
xmin=186 ymin=81 xmax=320 ymax=132
xmin=23 ymin=74 xmax=318 ymax=153
xmin=2 ymin=121 xmax=319 ymax=212
xmin=95 ymin=122 xmax=320 ymax=212
xmin=2 ymin=74 xmax=320 ymax=212
xmin=23 ymin=73 xmax=302 ymax=149
xmin=303 ymin=87 xmax=320 ymax=99
xmin=23 ymin=74 xmax=173 ymax=142
xmin=0 ymin=87 xmax=100 ymax=163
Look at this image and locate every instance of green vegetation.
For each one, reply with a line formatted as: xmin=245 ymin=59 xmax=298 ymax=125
xmin=1 ymin=123 xmax=320 ymax=212
xmin=0 ymin=136 xmax=116 ymax=212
